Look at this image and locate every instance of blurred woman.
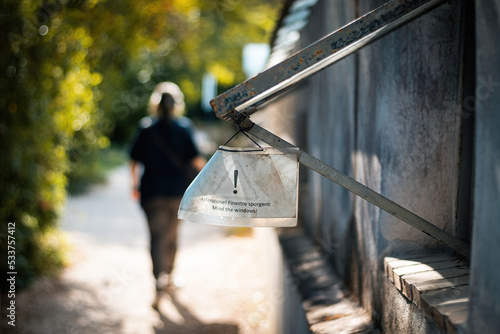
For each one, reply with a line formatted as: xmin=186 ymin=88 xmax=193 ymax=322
xmin=129 ymin=82 xmax=205 ymax=305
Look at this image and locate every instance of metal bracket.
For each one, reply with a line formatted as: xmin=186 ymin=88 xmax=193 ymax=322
xmin=244 ymin=118 xmax=470 ymax=259
xmin=211 ymin=0 xmax=448 ymax=121
xmin=209 ymin=0 xmax=470 ymax=259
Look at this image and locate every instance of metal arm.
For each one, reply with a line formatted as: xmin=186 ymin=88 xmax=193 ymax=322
xmin=243 ymin=120 xmax=470 ymax=259
xmin=209 ymin=0 xmax=470 ymax=259
xmin=210 ymin=0 xmax=448 ymax=121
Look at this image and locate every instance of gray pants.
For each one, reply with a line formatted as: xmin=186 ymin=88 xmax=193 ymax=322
xmin=142 ymin=197 xmax=182 ymax=278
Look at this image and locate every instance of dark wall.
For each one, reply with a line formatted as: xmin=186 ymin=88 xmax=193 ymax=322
xmin=469 ymin=0 xmax=500 ymax=333
xmin=262 ymin=0 xmax=477 ymax=332
xmin=354 ymin=0 xmax=466 ymax=314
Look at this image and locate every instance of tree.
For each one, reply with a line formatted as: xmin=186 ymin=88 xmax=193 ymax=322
xmin=88 ymin=0 xmax=281 ymax=143
xmin=0 ymin=0 xmax=108 ymax=287
xmin=0 ymin=0 xmax=280 ymax=289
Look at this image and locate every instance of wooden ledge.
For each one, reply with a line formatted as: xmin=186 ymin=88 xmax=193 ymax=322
xmin=384 ymin=255 xmax=470 ymax=334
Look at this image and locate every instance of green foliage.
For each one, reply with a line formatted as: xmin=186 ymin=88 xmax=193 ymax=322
xmin=85 ymin=0 xmax=281 ymax=143
xmin=67 ymin=145 xmax=129 ymax=195
xmin=1 ymin=0 xmax=280 ymax=289
xmin=0 ymin=0 xmax=108 ymax=288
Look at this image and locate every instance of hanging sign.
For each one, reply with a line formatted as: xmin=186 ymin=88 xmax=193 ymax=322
xmin=178 ymin=146 xmax=299 ymax=227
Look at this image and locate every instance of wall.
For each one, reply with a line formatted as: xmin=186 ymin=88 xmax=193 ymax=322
xmin=260 ymin=0 xmax=486 ymax=332
xmin=354 ymin=0 xmax=466 ymax=322
xmin=468 ymin=0 xmax=500 ymax=333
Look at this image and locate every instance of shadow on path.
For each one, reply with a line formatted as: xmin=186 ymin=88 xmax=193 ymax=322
xmin=154 ymin=290 xmax=239 ymax=334
xmin=14 ymin=277 xmax=125 ymax=334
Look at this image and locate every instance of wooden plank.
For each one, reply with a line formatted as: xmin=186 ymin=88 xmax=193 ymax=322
xmin=384 ymin=256 xmax=470 ymax=333
xmin=401 ymin=267 xmax=469 ymax=299
xmin=393 ymin=260 xmax=461 ymax=276
xmin=385 ymin=255 xmax=455 ymax=269
xmin=434 ymin=301 xmax=468 ymax=333
xmin=435 ymin=299 xmax=469 ymax=333
xmin=395 ymin=260 xmax=464 ymax=296
xmin=420 ymin=285 xmax=469 ymax=321
xmin=389 ymin=257 xmax=460 ymax=290
xmin=445 ymin=309 xmax=468 ymax=334
xmin=384 ymin=255 xmax=455 ymax=282
xmin=415 ymin=275 xmax=470 ymax=293
xmin=412 ymin=275 xmax=470 ymax=307
xmin=384 ymin=257 xmax=401 ymax=280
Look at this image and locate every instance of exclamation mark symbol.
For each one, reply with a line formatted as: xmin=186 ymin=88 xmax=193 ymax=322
xmin=233 ymin=170 xmax=239 ymax=194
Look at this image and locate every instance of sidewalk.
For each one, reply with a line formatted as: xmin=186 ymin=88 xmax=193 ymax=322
xmin=14 ymin=166 xmax=275 ymax=334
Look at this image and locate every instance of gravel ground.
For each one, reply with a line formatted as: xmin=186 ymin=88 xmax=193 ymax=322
xmin=7 ymin=166 xmax=276 ymax=334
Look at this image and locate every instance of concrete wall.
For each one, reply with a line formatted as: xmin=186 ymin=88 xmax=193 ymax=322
xmin=468 ymin=0 xmax=500 ymax=333
xmin=259 ymin=0 xmax=498 ymax=332
xmin=355 ymin=0 xmax=465 ymax=321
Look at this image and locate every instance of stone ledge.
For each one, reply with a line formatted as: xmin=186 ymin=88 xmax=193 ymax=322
xmin=384 ymin=255 xmax=470 ymax=334
xmin=278 ymin=228 xmax=380 ymax=334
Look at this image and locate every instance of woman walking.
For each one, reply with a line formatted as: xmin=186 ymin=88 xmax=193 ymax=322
xmin=129 ymin=82 xmax=205 ymax=305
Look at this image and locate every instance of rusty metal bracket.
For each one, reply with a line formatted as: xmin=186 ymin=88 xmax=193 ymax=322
xmin=244 ymin=119 xmax=470 ymax=259
xmin=210 ymin=0 xmax=448 ymax=122
xmin=208 ymin=0 xmax=470 ymax=258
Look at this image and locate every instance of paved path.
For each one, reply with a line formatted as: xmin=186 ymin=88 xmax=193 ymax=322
xmin=14 ymin=166 xmax=276 ymax=334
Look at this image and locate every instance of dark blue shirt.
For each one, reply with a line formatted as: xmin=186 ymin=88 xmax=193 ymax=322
xmin=130 ymin=117 xmax=199 ymax=205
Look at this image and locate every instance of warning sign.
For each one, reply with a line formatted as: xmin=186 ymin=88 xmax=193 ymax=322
xmin=178 ymin=146 xmax=299 ymax=227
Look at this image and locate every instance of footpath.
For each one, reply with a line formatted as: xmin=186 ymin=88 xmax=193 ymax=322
xmin=10 ymin=166 xmax=275 ymax=334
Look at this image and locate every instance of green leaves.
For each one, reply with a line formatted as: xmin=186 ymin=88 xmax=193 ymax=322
xmin=0 ymin=0 xmax=280 ymax=289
